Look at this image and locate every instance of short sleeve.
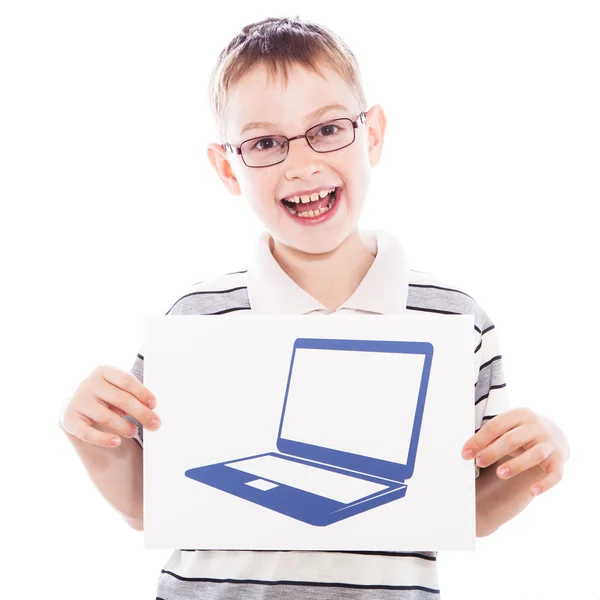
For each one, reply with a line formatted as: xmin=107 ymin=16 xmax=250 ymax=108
xmin=473 ymin=317 xmax=510 ymax=478
xmin=124 ymin=346 xmax=145 ymax=448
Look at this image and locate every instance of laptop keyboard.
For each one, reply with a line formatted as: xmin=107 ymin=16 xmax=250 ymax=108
xmin=224 ymin=454 xmax=389 ymax=504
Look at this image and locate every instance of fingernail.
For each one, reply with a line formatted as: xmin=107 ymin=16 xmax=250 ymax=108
xmin=111 ymin=436 xmax=121 ymax=446
xmin=150 ymin=418 xmax=161 ymax=430
xmin=148 ymin=397 xmax=157 ymax=409
xmin=498 ymin=467 xmax=510 ymax=478
xmin=476 ymin=455 xmax=485 ymax=466
xmin=463 ymin=449 xmax=474 ymax=460
xmin=531 ymin=485 xmax=541 ymax=496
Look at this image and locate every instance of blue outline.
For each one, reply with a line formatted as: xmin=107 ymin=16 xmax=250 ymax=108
xmin=185 ymin=338 xmax=434 ymax=526
xmin=277 ymin=339 xmax=433 ymax=481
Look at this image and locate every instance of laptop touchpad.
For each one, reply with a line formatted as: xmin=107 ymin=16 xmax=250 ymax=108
xmin=245 ymin=478 xmax=279 ymax=491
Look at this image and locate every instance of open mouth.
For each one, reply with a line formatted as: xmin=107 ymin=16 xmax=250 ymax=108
xmin=280 ymin=187 xmax=339 ymax=218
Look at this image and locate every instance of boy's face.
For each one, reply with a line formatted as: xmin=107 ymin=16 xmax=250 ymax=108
xmin=208 ymin=63 xmax=386 ymax=255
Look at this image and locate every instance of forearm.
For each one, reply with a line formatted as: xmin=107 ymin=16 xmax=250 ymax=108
xmin=59 ymin=421 xmax=144 ymax=530
xmin=476 ymin=455 xmax=543 ymax=537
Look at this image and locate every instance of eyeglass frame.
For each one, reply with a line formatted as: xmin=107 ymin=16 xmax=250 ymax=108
xmin=221 ymin=111 xmax=367 ymax=168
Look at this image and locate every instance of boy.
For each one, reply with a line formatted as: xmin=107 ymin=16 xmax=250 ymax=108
xmin=59 ymin=16 xmax=569 ymax=599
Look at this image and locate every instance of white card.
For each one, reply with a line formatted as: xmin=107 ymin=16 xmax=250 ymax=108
xmin=143 ymin=313 xmax=476 ymax=550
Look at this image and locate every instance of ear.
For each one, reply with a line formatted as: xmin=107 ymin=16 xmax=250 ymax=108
xmin=365 ymin=105 xmax=387 ymax=168
xmin=207 ymin=143 xmax=242 ymax=196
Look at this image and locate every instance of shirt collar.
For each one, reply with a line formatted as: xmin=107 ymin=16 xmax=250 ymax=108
xmin=247 ymin=230 xmax=409 ymax=315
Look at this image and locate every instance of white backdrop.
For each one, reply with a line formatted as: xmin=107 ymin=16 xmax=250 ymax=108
xmin=1 ymin=1 xmax=598 ymax=598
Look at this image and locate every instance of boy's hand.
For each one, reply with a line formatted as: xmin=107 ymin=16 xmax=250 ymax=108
xmin=461 ymin=408 xmax=569 ymax=497
xmin=60 ymin=365 xmax=160 ymax=448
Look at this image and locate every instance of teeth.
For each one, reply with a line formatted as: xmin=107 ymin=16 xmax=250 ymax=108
xmin=282 ymin=187 xmax=339 ymax=218
xmin=296 ymin=196 xmax=337 ymax=218
xmin=283 ymin=187 xmax=336 ymax=204
xmin=297 ymin=206 xmax=328 ymax=218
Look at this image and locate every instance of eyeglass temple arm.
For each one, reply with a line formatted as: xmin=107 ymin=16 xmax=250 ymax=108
xmin=222 ymin=143 xmax=242 ymax=155
xmin=354 ymin=112 xmax=367 ymax=128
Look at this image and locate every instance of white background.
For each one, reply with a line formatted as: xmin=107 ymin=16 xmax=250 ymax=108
xmin=143 ymin=315 xmax=474 ymax=550
xmin=282 ymin=347 xmax=426 ymax=462
xmin=1 ymin=0 xmax=598 ymax=598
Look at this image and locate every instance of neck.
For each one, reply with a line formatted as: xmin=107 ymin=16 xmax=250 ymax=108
xmin=271 ymin=230 xmax=376 ymax=313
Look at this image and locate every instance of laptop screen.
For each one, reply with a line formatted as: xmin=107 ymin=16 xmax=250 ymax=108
xmin=279 ymin=346 xmax=426 ymax=466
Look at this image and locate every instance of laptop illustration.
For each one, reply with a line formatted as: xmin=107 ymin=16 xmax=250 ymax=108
xmin=185 ymin=337 xmax=434 ymax=526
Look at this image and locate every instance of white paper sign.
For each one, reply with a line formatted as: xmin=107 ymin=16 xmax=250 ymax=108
xmin=143 ymin=313 xmax=476 ymax=550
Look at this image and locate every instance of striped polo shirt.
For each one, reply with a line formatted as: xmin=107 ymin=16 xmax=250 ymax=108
xmin=128 ymin=229 xmax=509 ymax=599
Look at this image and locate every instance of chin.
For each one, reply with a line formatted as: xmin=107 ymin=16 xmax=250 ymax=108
xmin=280 ymin=226 xmax=355 ymax=256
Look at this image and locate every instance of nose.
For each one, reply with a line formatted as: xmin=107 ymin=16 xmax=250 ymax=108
xmin=283 ymin=137 xmax=324 ymax=181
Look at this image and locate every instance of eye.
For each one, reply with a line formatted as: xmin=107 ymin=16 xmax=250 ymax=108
xmin=253 ymin=137 xmax=279 ymax=151
xmin=318 ymin=123 xmax=340 ymax=137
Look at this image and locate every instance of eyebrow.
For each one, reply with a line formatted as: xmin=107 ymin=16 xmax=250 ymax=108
xmin=239 ymin=103 xmax=349 ymax=136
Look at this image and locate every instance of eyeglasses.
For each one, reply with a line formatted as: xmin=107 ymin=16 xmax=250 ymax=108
xmin=222 ymin=112 xmax=367 ymax=168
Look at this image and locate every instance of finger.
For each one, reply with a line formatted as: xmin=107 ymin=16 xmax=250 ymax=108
xmin=495 ymin=441 xmax=554 ymax=479
xmin=462 ymin=408 xmax=535 ymax=459
xmin=475 ymin=424 xmax=535 ymax=468
xmin=79 ymin=399 xmax=141 ymax=439
xmin=64 ymin=413 xmax=125 ymax=448
xmin=98 ymin=398 xmax=128 ymax=418
xmin=95 ymin=376 xmax=160 ymax=432
xmin=98 ymin=365 xmax=157 ymax=409
xmin=530 ymin=456 xmax=564 ymax=496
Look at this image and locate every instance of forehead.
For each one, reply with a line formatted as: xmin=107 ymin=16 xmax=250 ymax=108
xmin=223 ymin=63 xmax=359 ymax=140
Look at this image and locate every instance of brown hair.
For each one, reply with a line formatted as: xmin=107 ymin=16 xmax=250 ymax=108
xmin=208 ymin=17 xmax=367 ymax=140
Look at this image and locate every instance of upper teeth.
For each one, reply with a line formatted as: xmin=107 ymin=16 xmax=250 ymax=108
xmin=283 ymin=187 xmax=336 ymax=204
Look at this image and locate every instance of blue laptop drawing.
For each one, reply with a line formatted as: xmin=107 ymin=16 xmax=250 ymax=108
xmin=185 ymin=338 xmax=434 ymax=526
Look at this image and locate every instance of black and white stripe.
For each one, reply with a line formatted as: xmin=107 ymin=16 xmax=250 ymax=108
xmin=155 ymin=549 xmax=441 ymax=598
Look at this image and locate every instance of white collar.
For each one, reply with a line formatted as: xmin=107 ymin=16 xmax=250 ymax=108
xmin=247 ymin=230 xmax=409 ymax=315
